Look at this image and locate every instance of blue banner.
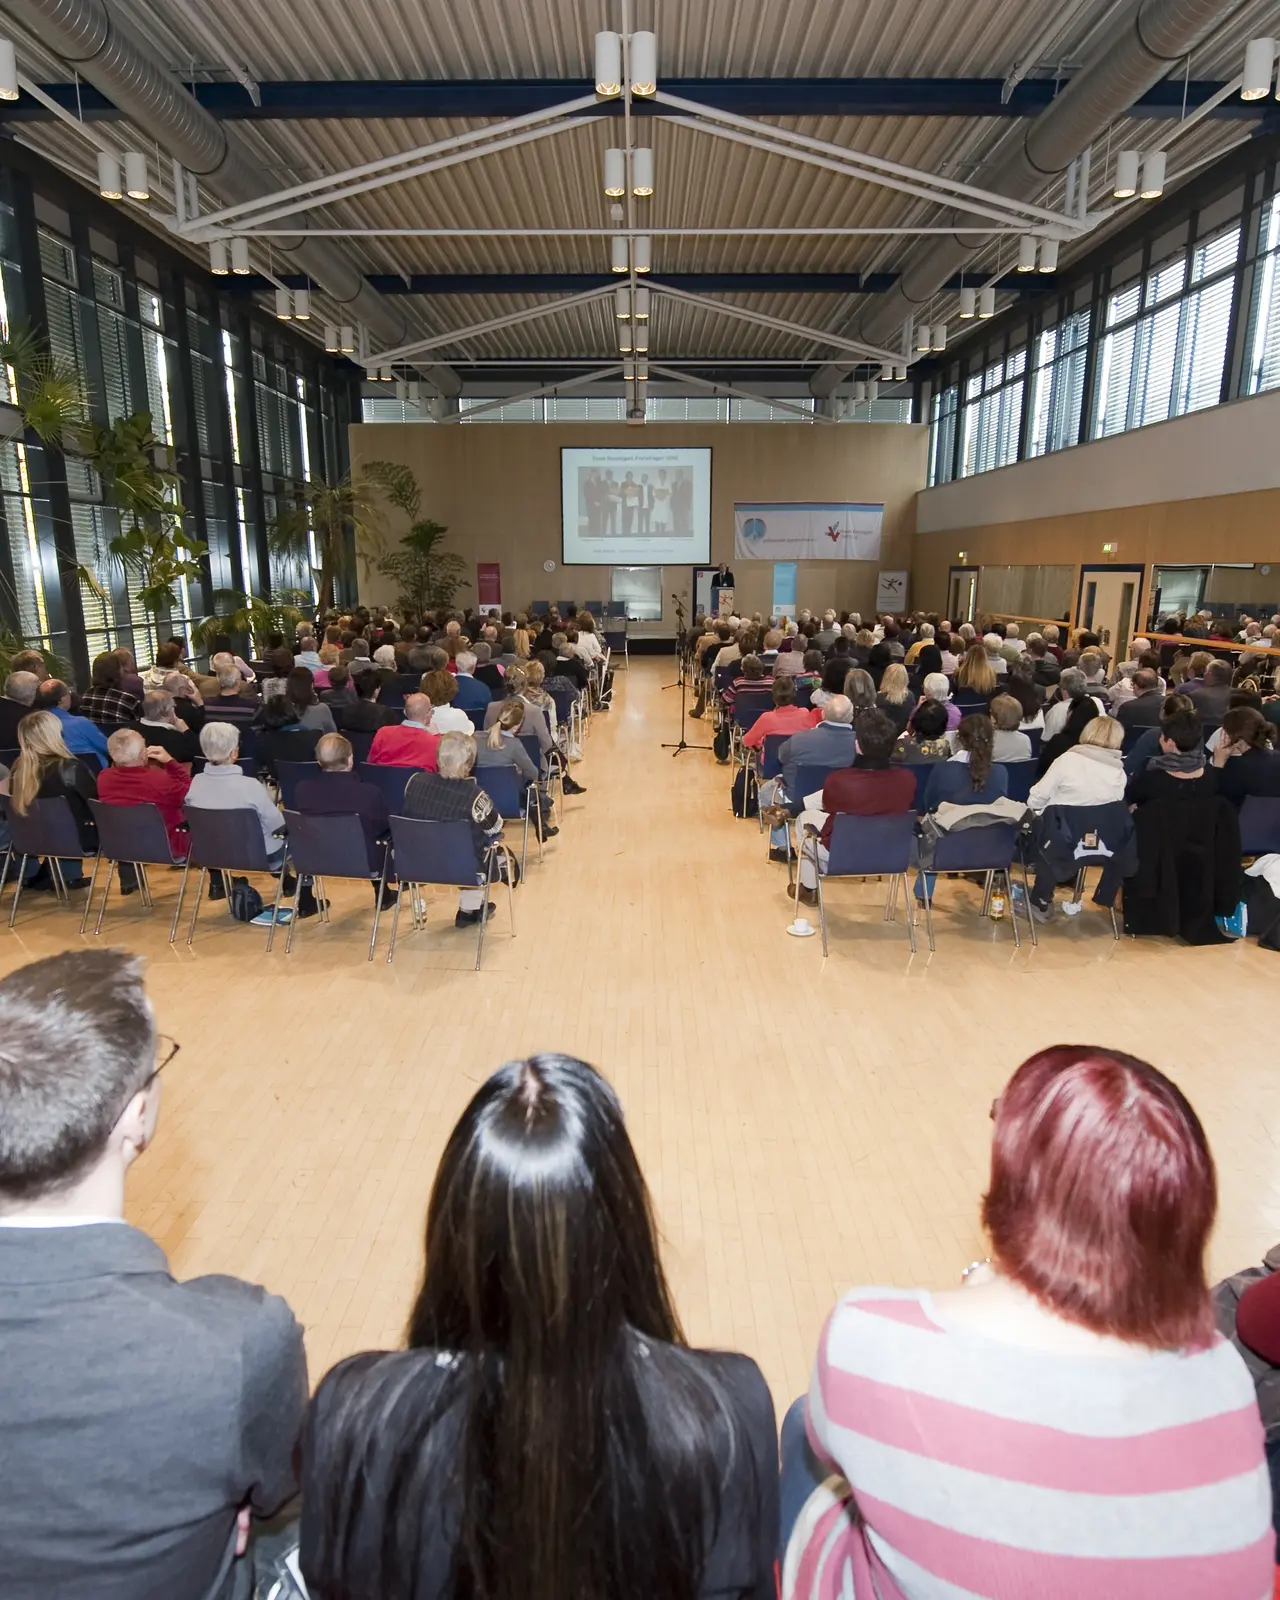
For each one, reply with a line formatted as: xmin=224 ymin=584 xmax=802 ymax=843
xmin=772 ymin=561 xmax=798 ymax=614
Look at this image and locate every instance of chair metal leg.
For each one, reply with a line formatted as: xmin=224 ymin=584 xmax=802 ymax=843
xmin=92 ymin=859 xmax=117 ymax=936
xmin=169 ymin=857 xmax=192 ymax=943
xmin=50 ymin=857 xmax=67 ymax=901
xmin=1005 ymin=869 xmax=1021 ymax=949
xmin=0 ymin=846 xmax=11 ymax=917
xmin=80 ymin=852 xmax=103 ymax=935
xmin=502 ymin=845 xmax=517 ymax=938
xmin=522 ymin=793 xmax=531 ymax=876
xmin=265 ymin=864 xmax=287 ymax=952
xmin=139 ymin=863 xmax=154 ymax=910
xmin=475 ymin=856 xmax=496 ymax=971
xmin=1109 ymin=899 xmax=1120 ymax=940
xmin=283 ymin=865 xmax=303 ymax=954
xmin=9 ymin=854 xmax=28 ymax=927
xmin=902 ymin=875 xmax=917 ymax=953
xmin=386 ymin=877 xmax=406 ymax=963
xmin=922 ymin=873 xmax=936 ymax=952
xmin=1019 ymin=848 xmax=1038 ymax=948
xmin=980 ymin=870 xmax=993 ymax=916
xmin=813 ymin=840 xmax=828 ymax=956
xmin=185 ymin=868 xmax=206 ymax=946
xmin=368 ymin=862 xmax=387 ymax=962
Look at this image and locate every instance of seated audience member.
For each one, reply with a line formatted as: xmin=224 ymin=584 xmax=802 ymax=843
xmin=0 ymin=950 xmax=307 ymax=1597
xmin=1041 ymin=666 xmax=1106 ymax=744
xmin=923 ymin=714 xmax=1008 ymax=812
xmin=981 ymin=631 xmax=1008 ymax=678
xmin=110 ymin=645 xmax=145 ymax=700
xmin=255 ymin=694 xmax=323 ymax=775
xmin=911 ymin=670 xmax=961 ymax=733
xmin=0 ymin=667 xmax=39 ymax=745
xmin=97 ymin=727 xmax=192 ymax=859
xmin=874 ymin=663 xmax=916 ymax=734
xmin=294 ymin=733 xmax=397 ymax=901
xmin=521 ymin=659 xmax=559 ymax=735
xmin=796 ymin=647 xmax=824 ymax=688
xmin=367 ymin=692 xmax=441 ymax=772
xmin=794 ymin=710 xmax=916 ymax=899
xmin=421 ymin=667 xmax=474 ymax=735
xmin=295 ymin=634 xmax=324 ymax=672
xmin=206 ymin=633 xmax=256 ymax=682
xmin=989 ymin=693 xmax=1033 ymax=763
xmin=35 ymin=678 xmax=109 ymax=764
xmin=286 ymin=666 xmax=337 ymax=733
xmin=399 ymin=730 xmax=506 ymax=926
xmin=451 ymin=650 xmax=493 ymax=713
xmin=895 ymin=698 xmax=951 ymax=763
xmin=904 ymin=622 xmax=935 ymax=666
xmin=141 ymin=640 xmax=186 ymax=692
xmin=474 ymin=700 xmax=555 ymax=838
xmin=1028 ymin=714 xmax=1126 ymax=813
xmin=471 ymin=641 xmax=505 ymax=697
xmin=206 ymin=658 xmax=258 ymax=712
xmin=953 ymin=643 xmax=997 ymax=710
xmin=1213 ymin=707 xmax=1280 ymax=807
xmin=137 ymin=689 xmax=201 ymax=765
xmin=319 ymin=663 xmax=355 ymax=713
xmin=810 ymin=657 xmax=850 ymax=710
xmin=1126 ymin=706 xmax=1216 ymax=807
xmin=8 ymin=710 xmax=97 ymax=887
xmin=742 ymin=674 xmax=820 ymax=753
xmin=483 ymin=668 xmax=585 ymax=796
xmin=186 ymin=721 xmax=285 ymax=866
xmin=77 ymin=651 xmax=142 ymax=729
xmin=1116 ymin=667 xmax=1165 ymax=729
xmin=760 ymin=696 xmax=857 ymax=859
xmin=1002 ymin=662 xmax=1045 ymax=724
xmin=1188 ymin=659 xmax=1234 ymax=724
xmin=782 ymin=1044 xmax=1272 ymax=1599
xmin=552 ymin=635 xmax=591 ymax=693
xmin=842 ymin=667 xmax=877 ymax=721
xmin=338 ymin=668 xmax=399 ymax=732
xmin=300 ymin=1055 xmax=776 ymax=1600
xmin=163 ymin=669 xmax=205 ymax=728
xmin=1024 ymin=633 xmax=1061 ymax=687
xmin=865 ymin=641 xmax=892 ymax=689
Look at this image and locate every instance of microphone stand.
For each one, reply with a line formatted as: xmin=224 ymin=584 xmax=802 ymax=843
xmin=662 ymin=594 xmax=711 ymax=756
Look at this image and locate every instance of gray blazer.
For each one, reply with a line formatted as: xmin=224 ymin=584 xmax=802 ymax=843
xmin=0 ymin=1223 xmax=306 ymax=1600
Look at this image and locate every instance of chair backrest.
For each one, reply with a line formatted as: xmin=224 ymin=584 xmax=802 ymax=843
xmin=388 ymin=814 xmax=480 ymax=887
xmin=713 ymin=665 xmax=736 ymax=695
xmin=932 ymin=821 xmax=1019 ymax=872
xmin=464 ymin=706 xmax=488 ymax=733
xmin=603 ymin=629 xmax=626 ymax=651
xmin=6 ymin=795 xmax=85 ymax=858
xmin=204 ymin=702 xmax=256 ymax=722
xmin=379 ymin=683 xmax=405 ymax=709
xmin=184 ymin=804 xmax=274 ymax=871
xmin=477 ymin=764 xmax=526 ymax=818
xmin=531 ymin=600 xmax=550 ymax=616
xmin=733 ymin=689 xmax=773 ymax=731
xmin=999 ymin=761 xmax=1037 ymax=804
xmin=759 ymin=733 xmax=787 ymax=780
xmin=1240 ymin=795 xmax=1280 ymax=855
xmin=825 ymin=811 xmax=918 ymax=877
xmin=1121 ymin=724 xmax=1149 ymax=755
xmin=359 ymin=764 xmax=418 ymax=812
xmin=518 ymin=733 xmax=542 ymax=771
xmin=397 ymin=672 xmax=420 ymax=697
xmin=794 ymin=684 xmax=813 ymax=709
xmin=1025 ymin=728 xmax=1042 ymax=757
xmin=792 ymin=762 xmax=846 ymax=804
xmin=281 ymin=809 xmax=377 ymax=880
xmin=910 ymin=762 xmax=933 ymax=810
xmin=344 ymin=728 xmax=377 ymax=764
xmin=273 ymin=759 xmax=318 ymax=811
xmin=88 ymin=799 xmax=176 ymax=865
xmin=0 ymin=746 xmax=18 ymax=770
xmin=547 ymin=686 xmax=576 ymax=726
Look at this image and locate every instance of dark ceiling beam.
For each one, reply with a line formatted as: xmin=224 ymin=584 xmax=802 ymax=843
xmin=0 ymin=76 xmax=1261 ymax=124
xmin=237 ymin=270 xmax=1052 ymax=297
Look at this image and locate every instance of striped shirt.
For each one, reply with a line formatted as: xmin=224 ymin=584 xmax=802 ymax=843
xmin=784 ymin=1286 xmax=1272 ymax=1600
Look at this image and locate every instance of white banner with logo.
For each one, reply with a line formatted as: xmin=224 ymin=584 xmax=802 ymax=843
xmin=733 ymin=501 xmax=884 ymax=562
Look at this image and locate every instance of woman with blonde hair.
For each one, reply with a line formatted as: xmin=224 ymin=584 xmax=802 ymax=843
xmin=9 ymin=709 xmax=97 ymax=887
xmin=513 ymin=628 xmax=531 ymax=661
xmin=874 ymin=662 xmax=916 ymax=734
xmin=521 ymin=658 xmax=557 ymax=734
xmin=474 ymin=698 xmax=555 ymax=837
xmin=954 ymin=642 xmax=997 ymax=709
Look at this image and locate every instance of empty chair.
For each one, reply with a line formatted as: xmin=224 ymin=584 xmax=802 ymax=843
xmin=279 ymin=809 xmax=390 ymax=961
xmin=1240 ymin=795 xmax=1280 ymax=856
xmin=920 ymin=823 xmax=1024 ymax=951
xmin=179 ymin=806 xmax=287 ymax=949
xmin=798 ymin=811 xmax=920 ymax=955
xmin=386 ymin=815 xmax=515 ymax=972
xmin=476 ymin=763 xmax=542 ymax=876
xmin=83 ymin=799 xmax=185 ymax=938
xmin=2 ymin=796 xmax=91 ymax=928
xmin=603 ymin=627 xmax=627 ymax=667
xmin=273 ymin=759 xmax=316 ymax=811
xmin=359 ymin=763 xmax=420 ymax=813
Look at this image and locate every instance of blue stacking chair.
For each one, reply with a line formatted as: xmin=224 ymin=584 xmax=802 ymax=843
xmin=464 ymin=706 xmax=488 ymax=733
xmin=280 ymin=809 xmax=390 ymax=961
xmin=910 ymin=763 xmax=934 ymax=812
xmin=921 ymin=823 xmax=1024 ymax=951
xmin=1000 ymin=761 xmax=1038 ymax=805
xmin=1 ymin=796 xmax=91 ymax=927
xmin=344 ymin=727 xmax=378 ymax=765
xmin=360 ymin=764 xmax=420 ymax=813
xmin=1240 ymin=796 xmax=1280 ymax=856
xmin=757 ymin=733 xmax=787 ymax=781
xmin=477 ymin=763 xmax=541 ymax=875
xmin=547 ymin=684 xmax=577 ymax=734
xmin=798 ymin=811 xmax=921 ymax=955
xmin=1025 ymin=728 xmax=1042 ymax=759
xmin=179 ymin=806 xmax=286 ymax=949
xmin=795 ymin=684 xmax=814 ymax=709
xmin=519 ymin=732 xmax=565 ymax=804
xmin=1121 ymin=724 xmax=1150 ymax=756
xmin=603 ymin=627 xmax=627 ymax=667
xmin=386 ymin=814 xmax=516 ymax=971
xmin=84 ymin=799 xmax=186 ymax=938
xmin=771 ymin=761 xmax=849 ymax=864
xmin=531 ymin=600 xmax=551 ymax=616
xmin=0 ymin=746 xmax=18 ymax=769
xmin=273 ymin=760 xmax=316 ymax=811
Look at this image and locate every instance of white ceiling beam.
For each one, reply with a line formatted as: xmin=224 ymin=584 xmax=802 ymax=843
xmin=651 ymin=283 xmax=902 ymax=364
xmin=646 ymin=363 xmax=838 ymax=423
xmin=438 ymin=366 xmax=626 ymax=423
xmin=240 ymin=225 xmax=1032 ymax=240
xmin=369 ymin=285 xmax=616 ymax=366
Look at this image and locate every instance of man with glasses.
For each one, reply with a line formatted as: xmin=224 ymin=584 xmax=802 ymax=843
xmin=0 ymin=949 xmax=306 ymax=1598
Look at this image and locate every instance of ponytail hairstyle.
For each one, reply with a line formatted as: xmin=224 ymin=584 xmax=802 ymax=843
xmin=957 ymin=712 xmax=994 ymax=790
xmin=487 ymin=697 xmax=526 ymax=747
xmin=1221 ymin=705 xmax=1273 ymax=751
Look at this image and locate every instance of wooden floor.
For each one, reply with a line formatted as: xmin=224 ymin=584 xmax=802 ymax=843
xmin=3 ymin=656 xmax=1279 ymax=1408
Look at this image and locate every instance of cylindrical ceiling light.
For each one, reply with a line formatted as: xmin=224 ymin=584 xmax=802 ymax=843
xmin=230 ymin=236 xmax=251 ymax=275
xmin=1140 ymin=150 xmax=1166 ymax=199
xmin=1016 ymin=235 xmax=1037 ymax=272
xmin=630 ymin=31 xmax=657 ymax=96
xmin=610 ymin=235 xmax=628 ymax=273
xmin=395 ymin=379 xmax=408 ymax=401
xmin=275 ymin=287 xmax=292 ymax=320
xmin=958 ymin=286 xmax=976 ymax=319
xmin=930 ymin=323 xmax=948 ymax=352
xmin=97 ymin=151 xmax=123 ymax=200
xmin=632 ymin=235 xmax=652 ymax=272
xmin=339 ymin=326 xmax=356 ymax=354
xmin=603 ymin=147 xmax=626 ymax=197
xmin=408 ymin=381 xmax=421 ymax=406
xmin=852 ymin=381 xmax=866 ymax=403
xmin=324 ymin=324 xmax=339 ymax=352
xmin=1038 ymin=238 xmax=1059 ymax=272
xmin=1112 ymin=149 xmax=1140 ymax=199
xmin=615 ymin=285 xmax=632 ymax=319
xmin=915 ymin=321 xmax=932 ymax=352
xmin=123 ymin=151 xmax=149 ymax=200
xmin=379 ymin=366 xmax=393 ymax=383
xmin=0 ymin=40 xmax=19 ymax=101
xmin=631 ymin=147 xmax=654 ymax=196
xmin=636 ymin=358 xmax=649 ymax=381
xmin=209 ymin=240 xmax=229 ymax=275
xmin=618 ymin=322 xmax=633 ymax=353
xmin=894 ymin=363 xmax=909 ymax=381
xmin=978 ymin=285 xmax=996 ymax=318
xmin=866 ymin=379 xmax=879 ymax=402
xmin=879 ymin=363 xmax=893 ymax=381
xmin=1242 ymin=38 xmax=1276 ymax=100
xmin=594 ymin=31 xmax=622 ymax=97
xmin=623 ymin=358 xmax=636 ymax=381
xmin=634 ymin=321 xmax=649 ymax=352
xmin=293 ymin=288 xmax=310 ymax=320
xmin=634 ymin=284 xmax=650 ymax=319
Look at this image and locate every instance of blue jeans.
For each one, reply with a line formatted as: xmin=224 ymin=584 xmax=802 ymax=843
xmin=779 ymin=1396 xmax=829 ymax=1562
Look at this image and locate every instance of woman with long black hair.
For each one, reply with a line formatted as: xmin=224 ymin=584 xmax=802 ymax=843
xmin=299 ymin=1054 xmax=777 ymax=1600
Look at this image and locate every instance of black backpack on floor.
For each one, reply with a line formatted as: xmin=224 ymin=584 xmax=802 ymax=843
xmin=731 ymin=767 xmax=758 ymax=818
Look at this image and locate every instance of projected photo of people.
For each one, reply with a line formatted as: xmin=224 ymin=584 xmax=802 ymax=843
xmin=577 ymin=465 xmax=696 ymax=538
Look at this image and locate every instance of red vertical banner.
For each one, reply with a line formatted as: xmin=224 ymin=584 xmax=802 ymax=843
xmin=476 ymin=562 xmax=501 ymax=607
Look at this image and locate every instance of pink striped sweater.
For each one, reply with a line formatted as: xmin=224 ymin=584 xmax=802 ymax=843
xmin=784 ymin=1287 xmax=1272 ymax=1600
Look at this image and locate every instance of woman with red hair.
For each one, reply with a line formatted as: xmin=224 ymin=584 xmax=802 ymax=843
xmin=782 ymin=1045 xmax=1272 ymax=1600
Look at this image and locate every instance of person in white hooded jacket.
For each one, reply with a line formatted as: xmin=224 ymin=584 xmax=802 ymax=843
xmin=1027 ymin=715 xmax=1127 ymax=813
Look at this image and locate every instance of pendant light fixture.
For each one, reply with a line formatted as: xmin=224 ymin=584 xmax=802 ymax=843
xmin=594 ymin=32 xmax=622 ymax=97
xmin=930 ymin=323 xmax=948 ymax=352
xmin=958 ymin=286 xmax=976 ymax=318
xmin=1112 ymin=149 xmax=1140 ymax=199
xmin=978 ymin=286 xmax=996 ymax=318
xmin=209 ymin=240 xmax=229 ymax=275
xmin=631 ymin=147 xmax=654 ymax=196
xmin=634 ymin=285 xmax=650 ymax=319
xmin=1038 ymin=238 xmax=1059 ymax=272
xmin=97 ymin=152 xmax=123 ymax=200
xmin=632 ymin=235 xmax=651 ymax=272
xmin=1139 ymin=151 xmax=1166 ymax=199
xmin=124 ymin=151 xmax=149 ymax=200
xmin=293 ymin=289 xmax=310 ymax=321
xmin=1016 ymin=235 xmax=1037 ymax=272
xmin=615 ymin=285 xmax=632 ymax=319
xmin=629 ymin=32 xmax=657 ymax=96
xmin=610 ymin=236 xmax=628 ymax=273
xmin=0 ymin=39 xmax=18 ymax=101
xmin=230 ymin=237 xmax=251 ymax=274
xmin=603 ymin=148 xmax=626 ymax=197
xmin=1241 ymin=38 xmax=1275 ymax=100
xmin=275 ymin=287 xmax=292 ymax=320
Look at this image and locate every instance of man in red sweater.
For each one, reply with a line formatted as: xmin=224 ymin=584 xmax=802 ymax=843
xmin=365 ymin=693 xmax=440 ymax=771
xmin=97 ymin=727 xmax=192 ymax=859
xmin=795 ymin=709 xmax=915 ymax=900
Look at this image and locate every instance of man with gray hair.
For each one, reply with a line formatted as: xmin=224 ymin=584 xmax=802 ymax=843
xmin=760 ymin=695 xmax=858 ymax=859
xmin=137 ymin=689 xmax=200 ymax=764
xmin=97 ymin=726 xmax=192 ymax=861
xmin=400 ymin=729 xmax=507 ymax=927
xmin=452 ymin=649 xmax=492 ymax=715
xmin=186 ymin=721 xmax=285 ymax=864
xmin=0 ymin=669 xmax=38 ymax=747
xmin=294 ymin=733 xmax=396 ymax=901
xmin=1042 ymin=666 xmax=1107 ymax=742
xmin=813 ymin=610 xmax=839 ymax=653
xmin=982 ymin=632 xmax=1009 ymax=677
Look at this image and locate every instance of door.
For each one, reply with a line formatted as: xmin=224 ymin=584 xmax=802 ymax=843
xmin=1077 ymin=567 xmax=1142 ymax=662
xmin=948 ymin=567 xmax=978 ymax=626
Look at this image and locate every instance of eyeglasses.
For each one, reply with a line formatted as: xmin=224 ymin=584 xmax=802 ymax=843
xmin=147 ymin=1034 xmax=180 ymax=1087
